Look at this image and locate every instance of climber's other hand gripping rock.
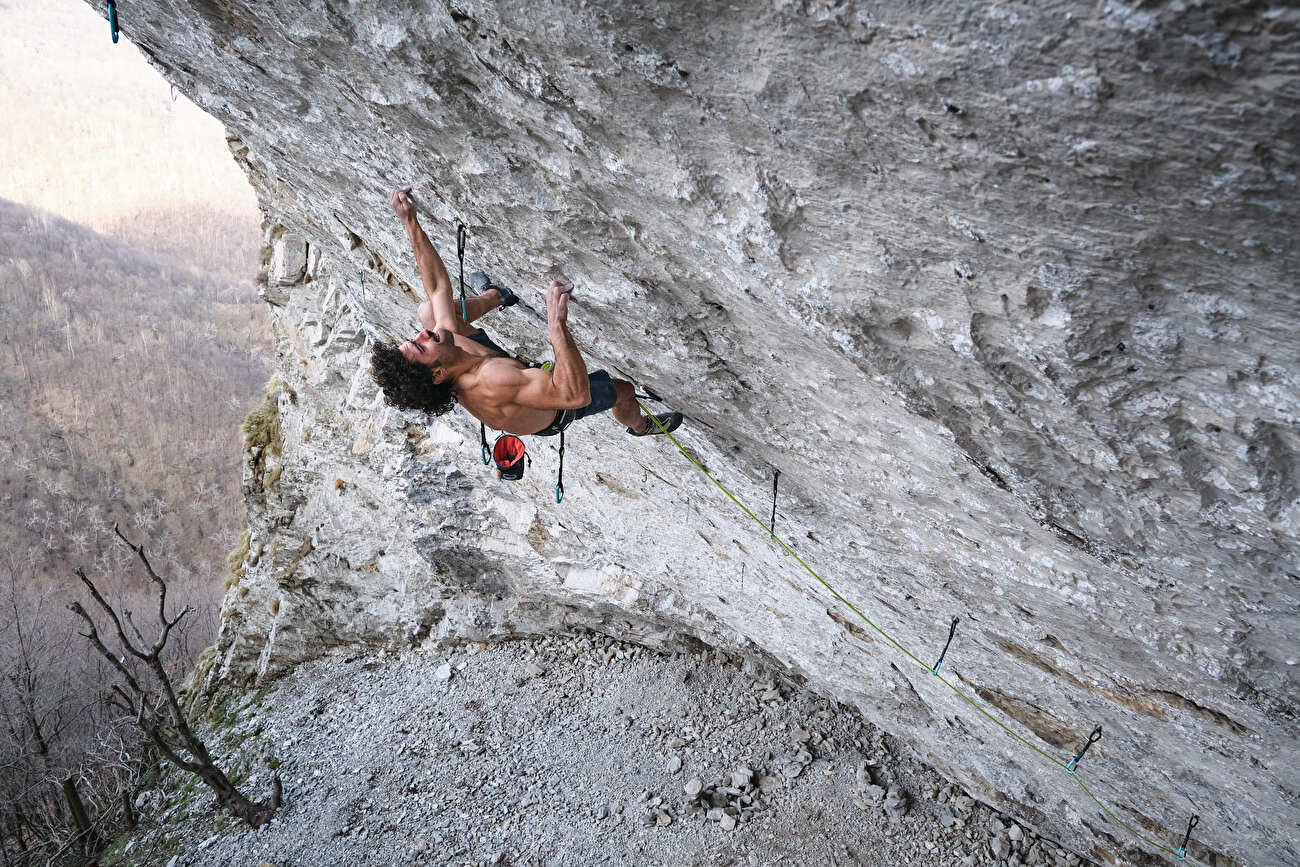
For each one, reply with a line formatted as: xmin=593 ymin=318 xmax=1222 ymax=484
xmin=389 ymin=187 xmax=416 ymax=223
xmin=546 ymin=279 xmax=573 ymax=331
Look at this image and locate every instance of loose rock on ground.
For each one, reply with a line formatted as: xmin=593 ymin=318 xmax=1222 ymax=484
xmin=101 ymin=633 xmax=1092 ymax=866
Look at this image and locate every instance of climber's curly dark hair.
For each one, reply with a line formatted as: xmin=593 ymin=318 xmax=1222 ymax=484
xmin=369 ymin=341 xmax=456 ymax=416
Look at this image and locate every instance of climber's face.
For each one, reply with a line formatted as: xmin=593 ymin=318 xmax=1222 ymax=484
xmin=400 ymin=328 xmax=458 ymax=382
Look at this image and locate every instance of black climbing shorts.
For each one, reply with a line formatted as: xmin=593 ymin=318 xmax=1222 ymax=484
xmin=532 ymin=370 xmax=618 ymax=436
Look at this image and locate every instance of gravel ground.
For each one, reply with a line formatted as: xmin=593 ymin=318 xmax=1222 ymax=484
xmin=104 ymin=634 xmax=1091 ymax=867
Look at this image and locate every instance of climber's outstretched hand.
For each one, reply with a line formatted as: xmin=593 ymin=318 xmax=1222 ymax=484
xmin=389 ymin=188 xmax=416 ymax=223
xmin=546 ymin=279 xmax=573 ymax=331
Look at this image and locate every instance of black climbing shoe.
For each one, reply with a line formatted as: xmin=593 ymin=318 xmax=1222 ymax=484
xmin=628 ymin=412 xmax=683 ymax=437
xmin=493 ymin=282 xmax=519 ymax=307
xmin=468 ymin=271 xmax=518 ymax=307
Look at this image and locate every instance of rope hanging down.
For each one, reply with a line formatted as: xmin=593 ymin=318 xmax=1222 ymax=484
xmin=634 ymin=400 xmax=1203 ymax=863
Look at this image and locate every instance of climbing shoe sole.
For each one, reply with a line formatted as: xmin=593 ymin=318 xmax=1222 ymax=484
xmin=628 ymin=411 xmax=683 ymax=437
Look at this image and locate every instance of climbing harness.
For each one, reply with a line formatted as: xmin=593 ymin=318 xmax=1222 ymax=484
xmin=476 ymin=412 xmax=560 ymax=499
xmin=458 ymin=225 xmax=573 ymax=503
xmin=107 ymin=0 xmax=119 ymax=43
xmin=475 ymin=406 xmax=570 ymax=502
xmin=634 ymin=400 xmax=1209 ymax=863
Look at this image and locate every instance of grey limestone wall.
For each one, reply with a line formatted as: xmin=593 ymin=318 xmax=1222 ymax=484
xmin=98 ymin=1 xmax=1299 ymax=864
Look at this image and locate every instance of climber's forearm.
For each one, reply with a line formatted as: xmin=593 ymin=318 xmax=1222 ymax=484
xmin=547 ymin=323 xmax=591 ymax=408
xmin=404 ymin=216 xmax=456 ymax=327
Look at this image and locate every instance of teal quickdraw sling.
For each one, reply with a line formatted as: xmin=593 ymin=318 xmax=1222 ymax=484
xmin=456 ymin=223 xmax=467 ymax=322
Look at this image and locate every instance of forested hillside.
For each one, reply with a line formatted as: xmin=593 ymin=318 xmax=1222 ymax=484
xmin=0 ymin=197 xmax=269 ymax=857
xmin=0 ymin=197 xmax=267 ymax=589
xmin=0 ymin=0 xmax=275 ymax=857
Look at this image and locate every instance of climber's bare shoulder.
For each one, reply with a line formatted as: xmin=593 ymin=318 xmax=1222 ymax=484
xmin=457 ymin=361 xmax=560 ymax=435
xmin=474 ymin=363 xmax=576 ymax=409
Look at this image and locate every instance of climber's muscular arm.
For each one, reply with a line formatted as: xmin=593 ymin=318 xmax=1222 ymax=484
xmin=390 ymin=188 xmax=456 ymax=330
xmin=543 ymin=280 xmax=590 ymax=408
xmin=479 ymin=280 xmax=590 ymax=410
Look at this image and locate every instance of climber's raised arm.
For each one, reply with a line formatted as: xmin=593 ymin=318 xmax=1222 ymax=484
xmin=390 ymin=188 xmax=456 ymax=331
xmin=477 ymin=278 xmax=590 ymax=410
xmin=542 ymin=279 xmax=591 ymax=407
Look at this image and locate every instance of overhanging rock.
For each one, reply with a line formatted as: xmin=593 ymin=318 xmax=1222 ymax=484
xmin=101 ymin=1 xmax=1299 ymax=864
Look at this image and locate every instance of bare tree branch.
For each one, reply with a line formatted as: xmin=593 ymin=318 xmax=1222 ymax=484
xmin=66 ymin=599 xmax=149 ymax=701
xmin=70 ymin=569 xmax=148 ymax=663
xmin=108 ymin=684 xmax=138 ymax=720
xmin=141 ymin=722 xmax=205 ymax=776
xmin=67 ymin=552 xmax=279 ymax=830
xmin=122 ymin=606 xmax=150 ymax=649
xmin=112 ymin=524 xmax=179 ymax=653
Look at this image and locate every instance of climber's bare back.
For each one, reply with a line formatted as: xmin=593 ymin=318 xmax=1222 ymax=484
xmin=444 ymin=345 xmax=562 ymax=435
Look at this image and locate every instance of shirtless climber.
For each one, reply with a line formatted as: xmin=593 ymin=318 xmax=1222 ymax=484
xmin=370 ymin=188 xmax=683 ymax=440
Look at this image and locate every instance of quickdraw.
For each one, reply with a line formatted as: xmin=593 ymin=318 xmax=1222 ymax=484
xmin=456 ymin=223 xmax=467 ymax=322
xmin=931 ymin=616 xmax=960 ymax=676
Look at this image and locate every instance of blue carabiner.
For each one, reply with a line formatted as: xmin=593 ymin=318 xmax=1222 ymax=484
xmin=555 ymin=484 xmax=564 ymax=504
xmin=108 ymin=0 xmax=119 ymax=42
xmin=481 ymin=443 xmax=491 ymax=466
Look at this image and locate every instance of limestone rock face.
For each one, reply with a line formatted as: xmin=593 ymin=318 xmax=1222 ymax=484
xmin=105 ymin=1 xmax=1298 ymax=864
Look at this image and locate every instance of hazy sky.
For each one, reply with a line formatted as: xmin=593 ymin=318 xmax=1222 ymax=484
xmin=0 ymin=0 xmax=257 ymax=231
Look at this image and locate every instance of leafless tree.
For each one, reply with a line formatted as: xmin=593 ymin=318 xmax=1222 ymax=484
xmin=0 ymin=197 xmax=270 ymax=861
xmin=67 ymin=526 xmax=280 ymax=830
xmin=0 ymin=554 xmax=93 ymax=863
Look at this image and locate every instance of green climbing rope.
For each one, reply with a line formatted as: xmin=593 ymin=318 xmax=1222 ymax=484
xmin=635 ymin=401 xmax=1190 ymax=862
